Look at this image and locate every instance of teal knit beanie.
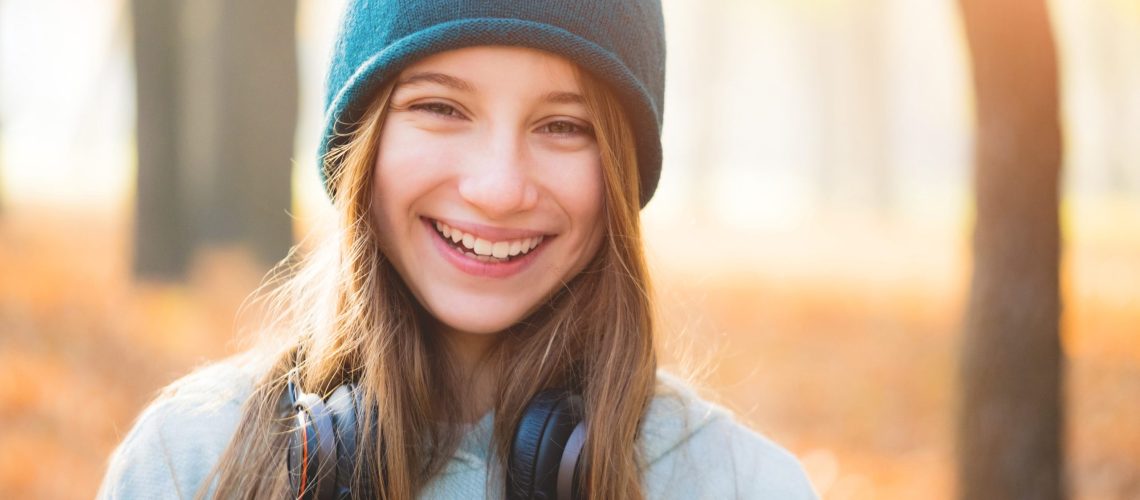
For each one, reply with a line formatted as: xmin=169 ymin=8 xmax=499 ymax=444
xmin=319 ymin=0 xmax=666 ymax=207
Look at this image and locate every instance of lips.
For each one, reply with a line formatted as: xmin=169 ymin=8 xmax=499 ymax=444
xmin=432 ymin=219 xmax=544 ymax=261
xmin=423 ymin=217 xmax=549 ymax=278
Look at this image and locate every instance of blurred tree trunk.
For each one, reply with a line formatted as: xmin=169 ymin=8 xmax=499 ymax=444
xmin=687 ymin=0 xmax=726 ymax=223
xmin=133 ymin=0 xmax=297 ymax=279
xmin=807 ymin=1 xmax=891 ymax=217
xmin=237 ymin=0 xmax=298 ymax=266
xmin=957 ymin=0 xmax=1065 ymax=499
xmin=807 ymin=8 xmax=839 ymax=213
xmin=850 ymin=0 xmax=891 ymax=217
xmin=188 ymin=0 xmax=297 ymax=266
xmin=1095 ymin=8 xmax=1133 ymax=194
xmin=132 ymin=0 xmax=192 ymax=279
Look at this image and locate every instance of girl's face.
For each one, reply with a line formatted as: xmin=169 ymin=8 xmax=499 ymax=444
xmin=371 ymin=46 xmax=605 ymax=336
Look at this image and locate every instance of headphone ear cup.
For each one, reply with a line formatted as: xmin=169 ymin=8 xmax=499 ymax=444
xmin=508 ymin=390 xmax=585 ymax=500
xmin=557 ymin=420 xmax=587 ymax=500
xmin=326 ymin=384 xmax=359 ymax=498
xmin=288 ymin=392 xmax=338 ymax=500
xmin=286 ymin=405 xmax=309 ymax=498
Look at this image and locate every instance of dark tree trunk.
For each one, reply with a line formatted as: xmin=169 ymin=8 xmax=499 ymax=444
xmin=132 ymin=0 xmax=192 ymax=279
xmin=224 ymin=0 xmax=298 ymax=267
xmin=199 ymin=0 xmax=298 ymax=265
xmin=957 ymin=0 xmax=1065 ymax=499
xmin=133 ymin=0 xmax=297 ymax=279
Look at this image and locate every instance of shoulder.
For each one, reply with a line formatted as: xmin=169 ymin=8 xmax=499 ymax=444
xmin=97 ymin=356 xmax=259 ymax=500
xmin=638 ymin=371 xmax=819 ymax=499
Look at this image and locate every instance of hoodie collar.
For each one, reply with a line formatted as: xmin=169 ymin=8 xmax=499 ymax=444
xmin=639 ymin=371 xmax=728 ymax=465
xmin=438 ymin=370 xmax=726 ymax=473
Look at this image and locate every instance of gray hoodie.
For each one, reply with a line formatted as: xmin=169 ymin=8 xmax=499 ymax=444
xmin=97 ymin=360 xmax=818 ymax=499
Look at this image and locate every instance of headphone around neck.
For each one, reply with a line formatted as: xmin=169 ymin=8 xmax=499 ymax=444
xmin=283 ymin=380 xmax=587 ymax=500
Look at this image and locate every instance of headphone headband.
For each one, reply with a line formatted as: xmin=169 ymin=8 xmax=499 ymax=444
xmin=284 ymin=383 xmax=586 ymax=500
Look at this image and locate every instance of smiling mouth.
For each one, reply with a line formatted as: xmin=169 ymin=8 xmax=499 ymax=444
xmin=429 ymin=219 xmax=546 ymax=263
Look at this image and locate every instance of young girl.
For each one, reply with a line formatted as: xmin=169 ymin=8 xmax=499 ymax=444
xmin=99 ymin=1 xmax=816 ymax=498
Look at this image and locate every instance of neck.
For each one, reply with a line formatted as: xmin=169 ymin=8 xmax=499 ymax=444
xmin=437 ymin=324 xmax=498 ymax=422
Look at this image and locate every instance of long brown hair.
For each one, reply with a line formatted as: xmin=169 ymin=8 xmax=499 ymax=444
xmin=201 ymin=65 xmax=656 ymax=499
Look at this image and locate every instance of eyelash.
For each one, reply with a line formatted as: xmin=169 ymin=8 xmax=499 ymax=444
xmin=409 ymin=102 xmax=463 ymax=119
xmin=541 ymin=121 xmax=594 ymax=137
xmin=408 ymin=102 xmax=594 ymax=137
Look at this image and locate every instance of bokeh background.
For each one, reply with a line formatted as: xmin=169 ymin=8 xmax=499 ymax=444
xmin=1 ymin=0 xmax=1138 ymax=498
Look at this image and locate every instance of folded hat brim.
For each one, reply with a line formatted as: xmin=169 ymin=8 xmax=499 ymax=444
xmin=318 ymin=18 xmax=663 ymax=208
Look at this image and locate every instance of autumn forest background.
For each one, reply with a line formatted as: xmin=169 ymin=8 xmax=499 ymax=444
xmin=1 ymin=0 xmax=1139 ymax=498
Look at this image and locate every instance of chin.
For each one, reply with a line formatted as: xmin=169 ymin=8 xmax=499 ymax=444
xmin=426 ymin=299 xmax=535 ymax=336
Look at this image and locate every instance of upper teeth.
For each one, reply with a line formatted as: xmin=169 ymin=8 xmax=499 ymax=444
xmin=435 ymin=221 xmax=543 ymax=259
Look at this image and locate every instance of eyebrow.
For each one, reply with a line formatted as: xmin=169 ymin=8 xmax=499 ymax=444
xmin=395 ymin=71 xmax=585 ymax=105
xmin=540 ymin=91 xmax=584 ymax=105
xmin=396 ymin=72 xmax=474 ymax=92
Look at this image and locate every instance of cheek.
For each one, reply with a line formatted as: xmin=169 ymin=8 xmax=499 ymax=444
xmin=536 ymin=146 xmax=605 ymax=212
xmin=369 ymin=125 xmax=438 ymax=256
xmin=377 ymin=125 xmax=446 ymax=191
xmin=540 ymin=151 xmax=606 ymax=263
xmin=373 ymin=121 xmax=463 ymax=217
xmin=565 ymin=155 xmax=605 ymax=230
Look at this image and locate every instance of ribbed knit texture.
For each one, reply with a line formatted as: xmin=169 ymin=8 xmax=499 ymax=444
xmin=96 ymin=361 xmax=819 ymax=499
xmin=319 ymin=0 xmax=667 ymax=207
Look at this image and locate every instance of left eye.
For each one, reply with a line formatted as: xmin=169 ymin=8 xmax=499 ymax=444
xmin=541 ymin=121 xmax=593 ymax=136
xmin=410 ymin=102 xmax=463 ymax=118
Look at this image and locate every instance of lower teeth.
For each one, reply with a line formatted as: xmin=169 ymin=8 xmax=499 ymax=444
xmin=464 ymin=250 xmax=507 ymax=263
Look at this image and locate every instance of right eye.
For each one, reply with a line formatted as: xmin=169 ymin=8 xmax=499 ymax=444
xmin=409 ymin=102 xmax=464 ymax=119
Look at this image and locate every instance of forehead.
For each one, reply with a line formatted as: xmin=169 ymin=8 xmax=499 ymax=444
xmin=393 ymin=46 xmax=583 ymax=96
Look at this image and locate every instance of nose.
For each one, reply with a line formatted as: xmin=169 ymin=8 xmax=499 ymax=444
xmin=457 ymin=130 xmax=539 ymax=218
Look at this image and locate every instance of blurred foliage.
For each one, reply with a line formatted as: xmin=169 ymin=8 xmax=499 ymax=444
xmin=2 ymin=206 xmax=1138 ymax=498
xmin=2 ymin=0 xmax=1140 ymax=499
